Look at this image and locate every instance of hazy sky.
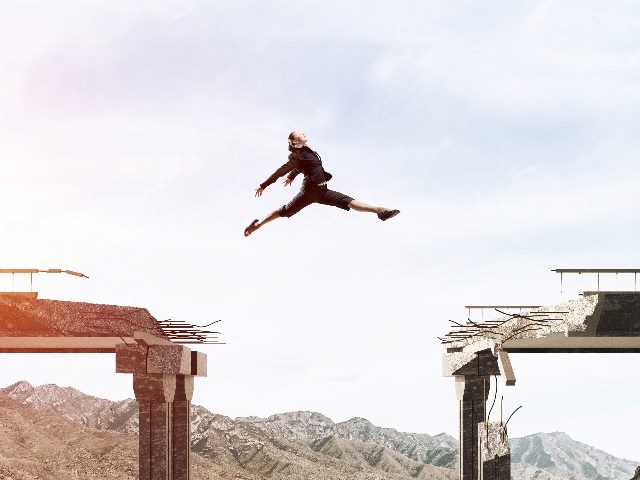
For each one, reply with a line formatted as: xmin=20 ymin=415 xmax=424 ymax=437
xmin=1 ymin=0 xmax=639 ymax=461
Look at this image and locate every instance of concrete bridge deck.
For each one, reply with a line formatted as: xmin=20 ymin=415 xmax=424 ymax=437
xmin=0 ymin=293 xmax=209 ymax=480
xmin=0 ymin=295 xmax=167 ymax=352
xmin=441 ymin=291 xmax=640 ymax=480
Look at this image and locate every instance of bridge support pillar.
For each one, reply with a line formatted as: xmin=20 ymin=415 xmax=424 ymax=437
xmin=445 ymin=349 xmax=501 ymax=480
xmin=116 ymin=334 xmax=207 ymax=480
xmin=457 ymin=375 xmax=490 ymax=480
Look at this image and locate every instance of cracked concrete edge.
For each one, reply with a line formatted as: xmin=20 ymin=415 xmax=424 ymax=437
xmin=479 ymin=422 xmax=510 ymax=460
xmin=442 ymin=351 xmax=478 ymax=376
xmin=443 ymin=294 xmax=601 ymax=351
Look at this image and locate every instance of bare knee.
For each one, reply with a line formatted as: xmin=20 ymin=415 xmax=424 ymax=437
xmin=348 ymin=200 xmax=364 ymax=212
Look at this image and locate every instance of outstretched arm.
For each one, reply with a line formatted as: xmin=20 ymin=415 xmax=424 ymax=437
xmin=282 ymin=168 xmax=300 ymax=187
xmin=259 ymin=159 xmax=296 ymax=191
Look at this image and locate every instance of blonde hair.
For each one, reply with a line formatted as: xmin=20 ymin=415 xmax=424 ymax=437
xmin=288 ymin=131 xmax=305 ymax=148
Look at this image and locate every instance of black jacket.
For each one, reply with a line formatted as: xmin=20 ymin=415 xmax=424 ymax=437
xmin=260 ymin=146 xmax=332 ymax=190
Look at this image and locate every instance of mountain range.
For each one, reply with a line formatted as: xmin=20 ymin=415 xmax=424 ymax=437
xmin=0 ymin=381 xmax=637 ymax=480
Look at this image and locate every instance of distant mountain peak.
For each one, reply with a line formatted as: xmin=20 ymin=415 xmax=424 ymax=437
xmin=511 ymin=430 xmax=638 ymax=480
xmin=1 ymin=380 xmax=35 ymax=400
xmin=343 ymin=416 xmax=373 ymax=425
xmin=4 ymin=379 xmax=34 ymax=390
xmin=266 ymin=410 xmax=335 ymax=424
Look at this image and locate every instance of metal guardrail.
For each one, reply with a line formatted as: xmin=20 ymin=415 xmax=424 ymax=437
xmin=552 ymin=268 xmax=640 ymax=292
xmin=0 ymin=268 xmax=89 ymax=292
xmin=443 ymin=268 xmax=640 ymax=346
xmin=465 ymin=305 xmax=542 ymax=320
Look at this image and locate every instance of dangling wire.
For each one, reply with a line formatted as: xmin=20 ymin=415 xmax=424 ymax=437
xmin=504 ymin=405 xmax=523 ymax=428
xmin=486 ymin=375 xmax=498 ymax=442
xmin=487 ymin=375 xmax=498 ymax=422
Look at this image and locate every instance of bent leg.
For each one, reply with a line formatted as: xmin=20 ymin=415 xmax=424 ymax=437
xmin=280 ymin=188 xmax=316 ymax=218
xmin=255 ymin=210 xmax=281 ymax=229
xmin=245 ymin=210 xmax=280 ymax=236
xmin=248 ymin=189 xmax=316 ymax=236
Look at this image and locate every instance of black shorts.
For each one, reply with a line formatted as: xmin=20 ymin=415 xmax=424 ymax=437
xmin=278 ymin=185 xmax=354 ymax=218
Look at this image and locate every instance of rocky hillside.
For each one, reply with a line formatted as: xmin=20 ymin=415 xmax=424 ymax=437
xmin=0 ymin=381 xmax=456 ymax=480
xmin=511 ymin=432 xmax=637 ymax=480
xmin=0 ymin=391 xmax=138 ymax=479
xmin=0 ymin=381 xmax=637 ymax=480
xmin=237 ymin=412 xmax=457 ymax=468
xmin=2 ymin=380 xmax=139 ymax=434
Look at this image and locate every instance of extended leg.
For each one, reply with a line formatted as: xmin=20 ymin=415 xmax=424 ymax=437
xmin=348 ymin=199 xmax=386 ymax=213
xmin=317 ymin=189 xmax=399 ymax=221
xmin=348 ymin=200 xmax=400 ymax=221
xmin=254 ymin=210 xmax=281 ymax=229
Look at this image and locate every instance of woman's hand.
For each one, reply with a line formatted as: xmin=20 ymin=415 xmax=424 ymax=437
xmin=255 ymin=187 xmax=264 ymax=197
xmin=282 ymin=178 xmax=293 ymax=187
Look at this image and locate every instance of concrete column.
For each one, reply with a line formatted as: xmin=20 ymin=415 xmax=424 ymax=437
xmin=479 ymin=422 xmax=510 ymax=480
xmin=134 ymin=373 xmax=177 ymax=480
xmin=456 ymin=376 xmax=490 ymax=480
xmin=172 ymin=375 xmax=194 ymax=480
xmin=116 ymin=338 xmax=207 ymax=480
xmin=481 ymin=456 xmax=511 ymax=480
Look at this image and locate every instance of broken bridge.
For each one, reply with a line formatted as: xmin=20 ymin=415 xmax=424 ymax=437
xmin=441 ymin=270 xmax=640 ymax=480
xmin=0 ymin=269 xmax=219 ymax=480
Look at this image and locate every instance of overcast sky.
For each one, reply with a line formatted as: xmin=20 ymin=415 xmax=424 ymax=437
xmin=1 ymin=0 xmax=639 ymax=462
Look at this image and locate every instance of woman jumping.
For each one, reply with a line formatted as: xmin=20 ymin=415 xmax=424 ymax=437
xmin=244 ymin=131 xmax=400 ymax=237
